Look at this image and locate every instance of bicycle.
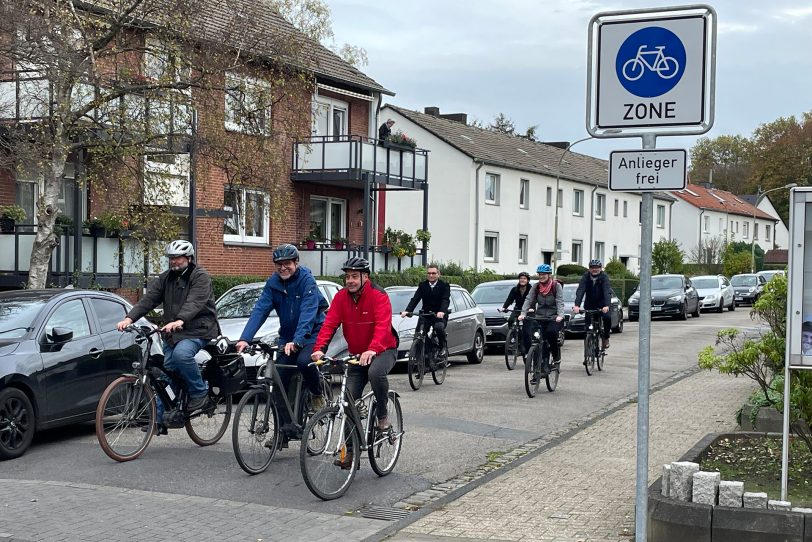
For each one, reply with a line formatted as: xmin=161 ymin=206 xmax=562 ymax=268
xmin=95 ymin=325 xmax=237 ymax=462
xmin=231 ymin=341 xmax=333 ymax=475
xmin=622 ymin=45 xmax=679 ymax=81
xmin=500 ymin=308 xmax=523 ymax=370
xmin=581 ymin=309 xmax=607 ymax=376
xmin=299 ymin=354 xmax=404 ymax=500
xmin=523 ymin=315 xmax=561 ymax=398
xmin=404 ymin=310 xmax=449 ymax=390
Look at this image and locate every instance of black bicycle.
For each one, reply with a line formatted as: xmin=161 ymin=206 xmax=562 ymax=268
xmin=523 ymin=315 xmax=561 ymax=398
xmin=231 ymin=341 xmax=333 ymax=475
xmin=404 ymin=310 xmax=448 ymax=390
xmin=300 ymin=354 xmax=404 ymax=501
xmin=95 ymin=325 xmax=238 ymax=462
xmin=501 ymin=308 xmax=523 ymax=370
xmin=581 ymin=309 xmax=607 ymax=376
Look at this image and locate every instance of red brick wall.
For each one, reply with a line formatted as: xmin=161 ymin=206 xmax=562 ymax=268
xmin=0 ymin=168 xmax=14 ymax=207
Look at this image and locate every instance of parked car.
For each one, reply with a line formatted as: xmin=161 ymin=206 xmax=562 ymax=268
xmin=561 ymin=283 xmax=623 ymax=335
xmin=627 ymin=274 xmax=701 ymax=321
xmin=757 ymin=269 xmax=785 ymax=283
xmin=731 ymin=273 xmax=767 ymax=306
xmin=691 ymin=275 xmax=735 ymax=312
xmin=386 ymin=285 xmax=486 ymax=364
xmin=216 ymin=279 xmax=347 ymax=381
xmin=0 ymin=289 xmax=158 ymax=460
xmin=471 ymin=279 xmax=530 ymax=348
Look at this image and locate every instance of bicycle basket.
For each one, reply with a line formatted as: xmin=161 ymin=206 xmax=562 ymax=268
xmin=204 ymin=354 xmax=246 ymax=396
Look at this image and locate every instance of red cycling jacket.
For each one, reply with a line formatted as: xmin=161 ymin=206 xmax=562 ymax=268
xmin=314 ymin=281 xmax=397 ymax=355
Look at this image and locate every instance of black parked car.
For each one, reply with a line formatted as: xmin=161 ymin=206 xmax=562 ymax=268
xmin=0 ymin=289 xmax=154 ymax=460
xmin=627 ymin=274 xmax=701 ymax=321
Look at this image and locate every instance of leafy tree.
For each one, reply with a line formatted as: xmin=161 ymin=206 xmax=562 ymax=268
xmin=604 ymin=257 xmax=636 ymax=279
xmin=722 ymin=241 xmax=763 ymax=275
xmin=651 ymin=239 xmax=684 ymax=274
xmin=688 ymin=134 xmax=752 ymax=193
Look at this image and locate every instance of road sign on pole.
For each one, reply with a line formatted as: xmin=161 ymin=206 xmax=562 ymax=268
xmin=609 ymin=149 xmax=686 ymax=191
xmin=587 ymin=6 xmax=716 ymax=137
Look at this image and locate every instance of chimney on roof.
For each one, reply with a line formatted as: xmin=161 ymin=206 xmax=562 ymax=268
xmin=544 ymin=141 xmax=570 ymax=150
xmin=424 ymin=106 xmax=440 ymax=116
xmin=423 ymin=107 xmax=467 ymax=124
xmin=699 ymin=182 xmax=714 ymax=189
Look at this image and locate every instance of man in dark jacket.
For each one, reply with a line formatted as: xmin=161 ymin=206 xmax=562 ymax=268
xmin=236 ymin=244 xmax=328 ymax=426
xmin=117 ymin=240 xmax=217 ymax=430
xmin=379 ymin=118 xmax=395 ymax=142
xmin=401 ymin=265 xmax=451 ymax=359
xmin=573 ymin=259 xmax=613 ymax=349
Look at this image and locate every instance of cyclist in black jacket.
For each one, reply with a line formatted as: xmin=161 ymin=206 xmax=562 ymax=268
xmin=402 ymin=265 xmax=451 ymax=360
xmin=573 ymin=259 xmax=613 ymax=350
xmin=498 ymin=272 xmax=532 ymax=328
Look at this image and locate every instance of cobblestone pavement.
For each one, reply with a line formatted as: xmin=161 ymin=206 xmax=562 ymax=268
xmin=388 ymin=370 xmax=754 ymax=542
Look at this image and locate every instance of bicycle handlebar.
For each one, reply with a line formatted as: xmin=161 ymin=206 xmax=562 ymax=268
xmin=404 ymin=310 xmax=449 ymax=318
xmin=581 ymin=309 xmax=607 ymax=315
xmin=124 ymin=324 xmax=161 ymax=338
xmin=309 ymin=354 xmax=362 ymax=367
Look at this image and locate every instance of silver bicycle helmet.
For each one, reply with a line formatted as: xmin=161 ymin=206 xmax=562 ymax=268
xmin=165 ymin=239 xmax=195 ymax=258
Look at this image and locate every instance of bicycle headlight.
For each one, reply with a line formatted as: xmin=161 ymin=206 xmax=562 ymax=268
xmin=533 ymin=330 xmax=541 ymax=339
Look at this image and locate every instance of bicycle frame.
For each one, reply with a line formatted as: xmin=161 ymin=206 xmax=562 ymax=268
xmin=635 ymin=45 xmax=668 ymax=70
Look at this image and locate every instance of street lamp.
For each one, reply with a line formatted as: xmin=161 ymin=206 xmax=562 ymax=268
xmin=750 ymin=182 xmax=797 ymax=273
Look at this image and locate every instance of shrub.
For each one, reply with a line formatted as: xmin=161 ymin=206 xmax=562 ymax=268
xmin=556 ymin=264 xmax=587 ymax=277
xmin=0 ymin=204 xmax=27 ymax=222
xmin=652 ymin=239 xmax=684 ymax=274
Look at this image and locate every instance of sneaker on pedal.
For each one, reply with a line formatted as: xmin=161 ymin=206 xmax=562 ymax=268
xmin=310 ymin=395 xmax=326 ymax=412
xmin=333 ymin=451 xmax=354 ymax=470
xmin=187 ymin=394 xmax=209 ymax=412
xmin=141 ymin=423 xmax=168 ymax=436
xmin=602 ymin=338 xmax=610 ymax=350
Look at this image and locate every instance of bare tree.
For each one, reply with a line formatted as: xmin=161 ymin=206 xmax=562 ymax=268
xmin=689 ymin=235 xmax=725 ymax=265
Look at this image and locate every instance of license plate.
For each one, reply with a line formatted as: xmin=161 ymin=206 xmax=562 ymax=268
xmin=486 ymin=329 xmax=493 ymax=335
xmin=735 ymin=295 xmax=743 ymax=299
xmin=651 ymin=306 xmax=662 ymax=312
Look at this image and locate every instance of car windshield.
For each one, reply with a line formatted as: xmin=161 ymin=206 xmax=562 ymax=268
xmin=387 ymin=289 xmax=419 ymax=314
xmin=562 ymin=285 xmax=578 ymax=302
xmin=216 ymin=287 xmax=264 ymax=318
xmin=731 ymin=275 xmax=757 ymax=287
xmin=471 ymin=284 xmax=514 ymax=304
xmin=691 ymin=278 xmax=719 ymax=289
xmin=651 ymin=276 xmax=683 ymax=290
xmin=0 ymin=298 xmax=48 ymax=339
xmin=758 ymin=271 xmax=781 ymax=281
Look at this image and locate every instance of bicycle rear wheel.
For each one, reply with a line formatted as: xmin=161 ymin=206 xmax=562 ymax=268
xmin=584 ymin=334 xmax=596 ymax=376
xmin=96 ymin=376 xmax=156 ymax=462
xmin=368 ymin=392 xmax=404 ymax=476
xmin=431 ymin=350 xmax=447 ymax=385
xmin=300 ymin=406 xmax=359 ymax=500
xmin=232 ymin=388 xmax=278 ymax=475
xmin=408 ymin=340 xmax=425 ymax=391
xmin=524 ymin=346 xmax=540 ymax=398
xmin=504 ymin=327 xmax=519 ymax=370
xmin=186 ymin=392 xmax=232 ymax=446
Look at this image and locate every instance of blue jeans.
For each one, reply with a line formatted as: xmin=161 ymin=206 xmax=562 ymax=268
xmin=157 ymin=338 xmax=208 ymax=422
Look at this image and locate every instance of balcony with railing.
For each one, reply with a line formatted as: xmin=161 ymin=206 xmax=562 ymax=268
xmin=291 ymin=135 xmax=428 ymax=189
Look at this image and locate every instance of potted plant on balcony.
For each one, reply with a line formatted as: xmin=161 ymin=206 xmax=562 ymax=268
xmin=302 ymin=230 xmax=320 ymax=250
xmin=0 ymin=205 xmax=26 ymax=233
xmin=54 ymin=215 xmax=74 ymax=235
xmin=383 ymin=227 xmax=417 ymax=258
xmin=415 ymin=229 xmax=431 ymax=248
xmin=385 ymin=131 xmax=417 ymax=151
xmin=331 ymin=236 xmax=348 ymax=250
xmin=84 ymin=216 xmax=106 ymax=237
xmin=98 ymin=211 xmax=130 ymax=237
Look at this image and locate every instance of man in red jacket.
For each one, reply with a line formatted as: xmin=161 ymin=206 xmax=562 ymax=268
xmin=312 ymin=257 xmax=398 ymax=437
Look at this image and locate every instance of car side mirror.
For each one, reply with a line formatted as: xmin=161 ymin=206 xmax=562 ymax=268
xmin=43 ymin=327 xmax=73 ymax=351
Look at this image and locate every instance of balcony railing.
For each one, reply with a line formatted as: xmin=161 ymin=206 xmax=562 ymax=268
xmin=291 ymin=135 xmax=428 ymax=189
xmin=297 ymin=243 xmax=425 ymax=277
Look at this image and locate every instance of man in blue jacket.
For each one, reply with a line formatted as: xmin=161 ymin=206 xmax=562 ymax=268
xmin=236 ymin=244 xmax=328 ymax=420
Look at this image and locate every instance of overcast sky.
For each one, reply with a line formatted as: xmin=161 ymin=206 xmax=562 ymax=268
xmin=329 ymin=0 xmax=812 ymax=162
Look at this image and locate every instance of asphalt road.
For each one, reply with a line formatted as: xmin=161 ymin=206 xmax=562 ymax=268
xmin=5 ymin=308 xmax=760 ymax=517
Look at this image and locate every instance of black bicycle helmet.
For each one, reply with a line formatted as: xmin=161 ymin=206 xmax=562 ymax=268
xmin=272 ymin=243 xmax=299 ymax=263
xmin=341 ymin=256 xmax=371 ymax=274
xmin=589 ymin=259 xmax=603 ymax=268
xmin=518 ymin=272 xmax=530 ymax=279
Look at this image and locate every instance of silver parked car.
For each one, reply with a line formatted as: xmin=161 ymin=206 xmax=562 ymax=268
xmin=216 ymin=279 xmax=347 ymax=381
xmin=691 ymin=275 xmax=735 ymax=312
xmin=757 ymin=269 xmax=785 ymax=283
xmin=386 ymin=285 xmax=486 ymax=364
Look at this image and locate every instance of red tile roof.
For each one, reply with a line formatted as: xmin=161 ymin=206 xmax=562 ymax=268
xmin=671 ymin=184 xmax=775 ymax=220
xmin=764 ymin=249 xmax=788 ymax=264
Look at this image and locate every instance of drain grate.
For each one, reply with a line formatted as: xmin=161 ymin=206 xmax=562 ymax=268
xmin=359 ymin=504 xmax=411 ymax=521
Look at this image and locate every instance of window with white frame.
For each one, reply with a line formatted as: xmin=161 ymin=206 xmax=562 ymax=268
xmin=546 ymin=186 xmax=552 ymax=206
xmin=594 ymin=241 xmax=605 ymax=262
xmin=754 ymin=223 xmax=759 ymax=239
xmin=15 ymin=163 xmax=84 ymax=230
xmin=223 ymin=186 xmax=269 ymax=244
xmin=613 ymin=245 xmax=618 ymax=259
xmin=595 ymin=193 xmax=606 ymax=220
xmin=766 ymin=225 xmax=771 ymax=241
xmin=485 ymin=174 xmax=500 ymax=205
xmin=623 ymin=200 xmax=628 ymax=217
xmin=614 ymin=198 xmax=619 ymax=217
xmin=557 ymin=188 xmax=563 ymax=208
xmin=225 ymin=72 xmax=273 ymax=135
xmin=704 ymin=215 xmax=710 ymax=233
xmin=312 ymin=95 xmax=348 ymax=139
xmin=484 ymin=231 xmax=499 ymax=262
xmin=719 ymin=218 xmax=724 ymax=232
xmin=571 ymin=240 xmax=582 ymax=264
xmin=144 ymin=154 xmax=190 ymax=207
xmin=743 ymin=222 xmax=749 ymax=238
xmin=573 ymin=189 xmax=584 ymax=216
xmin=656 ymin=204 xmax=665 ymax=228
xmin=518 ymin=235 xmax=528 ymax=264
xmin=519 ymin=179 xmax=529 ymax=209
xmin=309 ymin=196 xmax=346 ymax=242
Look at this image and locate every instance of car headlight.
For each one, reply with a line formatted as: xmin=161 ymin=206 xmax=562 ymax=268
xmin=629 ymin=297 xmax=639 ymax=305
xmin=704 ymin=294 xmax=717 ymax=302
xmin=748 ymin=287 xmax=756 ymax=293
xmin=668 ymin=295 xmax=684 ymax=302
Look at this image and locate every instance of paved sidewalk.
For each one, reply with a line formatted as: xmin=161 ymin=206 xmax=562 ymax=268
xmin=386 ymin=369 xmax=753 ymax=542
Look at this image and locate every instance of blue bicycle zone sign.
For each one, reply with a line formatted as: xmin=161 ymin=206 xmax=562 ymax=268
xmin=615 ymin=26 xmax=686 ymax=98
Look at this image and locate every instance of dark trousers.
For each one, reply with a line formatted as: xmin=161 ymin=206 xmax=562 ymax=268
xmin=346 ymin=349 xmax=396 ymax=420
xmin=585 ymin=311 xmax=612 ymax=340
xmin=273 ymin=344 xmax=319 ymax=427
xmin=417 ymin=315 xmax=448 ymax=351
xmin=522 ymin=319 xmax=563 ymax=361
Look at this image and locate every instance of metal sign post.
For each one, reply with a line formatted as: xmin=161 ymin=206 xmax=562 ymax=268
xmin=587 ymin=6 xmax=716 ymax=541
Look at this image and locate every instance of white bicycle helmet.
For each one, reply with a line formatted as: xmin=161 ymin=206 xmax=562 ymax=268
xmin=165 ymin=239 xmax=195 ymax=258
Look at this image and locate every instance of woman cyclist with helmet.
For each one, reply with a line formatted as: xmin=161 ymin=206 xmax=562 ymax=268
xmin=519 ymin=264 xmax=565 ymax=364
xmin=236 ymin=244 xmax=329 ymax=420
xmin=499 ymin=271 xmax=533 ymax=328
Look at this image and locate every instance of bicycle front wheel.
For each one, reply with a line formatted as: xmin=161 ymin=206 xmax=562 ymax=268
xmin=186 ymin=392 xmax=232 ymax=446
xmin=504 ymin=327 xmax=519 ymax=370
xmin=545 ymin=352 xmax=559 ymax=392
xmin=584 ymin=335 xmax=596 ymax=376
xmin=597 ymin=348 xmax=605 ymax=372
xmin=431 ymin=351 xmax=447 ymax=385
xmin=96 ymin=376 xmax=156 ymax=462
xmin=368 ymin=391 xmax=404 ymax=476
xmin=408 ymin=340 xmax=425 ymax=391
xmin=524 ymin=346 xmax=540 ymax=398
xmin=232 ymin=388 xmax=278 ymax=475
xmin=300 ymin=406 xmax=360 ymax=500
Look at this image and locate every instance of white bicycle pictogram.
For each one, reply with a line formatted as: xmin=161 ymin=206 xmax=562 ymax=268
xmin=621 ymin=45 xmax=679 ymax=81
